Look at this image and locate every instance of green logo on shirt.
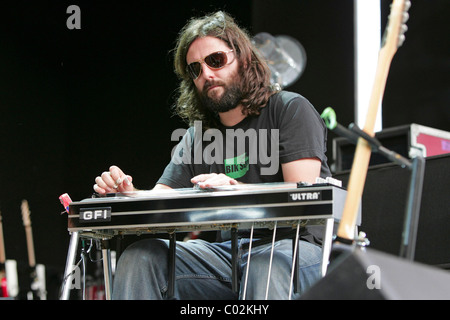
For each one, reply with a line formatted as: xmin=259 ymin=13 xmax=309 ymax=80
xmin=224 ymin=153 xmax=249 ymax=179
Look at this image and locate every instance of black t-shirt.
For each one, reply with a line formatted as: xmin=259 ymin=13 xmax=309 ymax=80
xmin=157 ymin=91 xmax=331 ymax=244
xmin=158 ymin=91 xmax=331 ymax=187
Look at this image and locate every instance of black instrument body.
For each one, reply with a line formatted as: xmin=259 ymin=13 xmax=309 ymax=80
xmin=68 ymin=183 xmax=355 ymax=236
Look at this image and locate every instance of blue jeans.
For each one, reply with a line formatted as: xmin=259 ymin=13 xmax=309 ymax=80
xmin=112 ymin=237 xmax=322 ymax=300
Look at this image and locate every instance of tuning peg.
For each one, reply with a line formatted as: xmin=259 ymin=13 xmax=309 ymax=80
xmin=405 ymin=0 xmax=412 ymax=11
xmin=398 ymin=34 xmax=406 ymax=48
xmin=401 ymin=24 xmax=408 ymax=35
xmin=402 ymin=12 xmax=410 ymax=24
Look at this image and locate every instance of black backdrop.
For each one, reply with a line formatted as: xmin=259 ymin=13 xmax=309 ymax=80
xmin=0 ymin=0 xmax=449 ymax=296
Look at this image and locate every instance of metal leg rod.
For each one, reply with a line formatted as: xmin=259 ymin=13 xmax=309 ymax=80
xmin=264 ymin=221 xmax=277 ymax=300
xmin=288 ymin=221 xmax=301 ymax=300
xmin=321 ymin=219 xmax=335 ymax=276
xmin=60 ymin=231 xmax=79 ymax=300
xmin=231 ymin=228 xmax=239 ymax=294
xmin=167 ymin=233 xmax=176 ymax=299
xmin=101 ymin=239 xmax=113 ymax=300
xmin=241 ymin=223 xmax=254 ymax=300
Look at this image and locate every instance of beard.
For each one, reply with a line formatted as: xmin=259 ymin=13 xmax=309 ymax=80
xmin=199 ymin=80 xmax=243 ymax=114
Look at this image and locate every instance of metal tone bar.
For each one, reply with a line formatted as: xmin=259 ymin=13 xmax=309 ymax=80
xmin=231 ymin=228 xmax=239 ymax=294
xmin=167 ymin=233 xmax=176 ymax=299
xmin=101 ymin=239 xmax=113 ymax=300
xmin=60 ymin=231 xmax=79 ymax=300
xmin=264 ymin=221 xmax=277 ymax=300
xmin=241 ymin=223 xmax=254 ymax=300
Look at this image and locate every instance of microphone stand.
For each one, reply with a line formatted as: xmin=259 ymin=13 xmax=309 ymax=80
xmin=322 ymin=107 xmax=425 ymax=261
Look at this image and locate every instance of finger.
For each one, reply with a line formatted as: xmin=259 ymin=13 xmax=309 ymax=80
xmin=212 ymin=173 xmax=233 ymax=183
xmin=110 ymin=166 xmax=134 ymax=191
xmin=93 ymin=183 xmax=107 ymax=195
xmin=95 ymin=176 xmax=108 ymax=190
xmin=197 ymin=174 xmax=234 ymax=188
xmin=109 ymin=165 xmax=125 ymax=185
xmin=193 ymin=175 xmax=218 ymax=188
xmin=117 ymin=175 xmax=134 ymax=192
xmin=101 ymin=171 xmax=116 ymax=188
xmin=111 ymin=165 xmax=133 ymax=187
xmin=191 ymin=173 xmax=216 ymax=184
xmin=124 ymin=175 xmax=132 ymax=186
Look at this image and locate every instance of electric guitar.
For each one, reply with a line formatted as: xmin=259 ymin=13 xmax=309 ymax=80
xmin=336 ymin=0 xmax=411 ymax=243
xmin=21 ymin=200 xmax=46 ymax=300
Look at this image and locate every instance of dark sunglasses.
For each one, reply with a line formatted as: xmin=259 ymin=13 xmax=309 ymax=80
xmin=186 ymin=50 xmax=234 ymax=80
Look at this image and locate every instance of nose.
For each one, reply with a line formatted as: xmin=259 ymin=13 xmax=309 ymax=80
xmin=199 ymin=62 xmax=216 ymax=80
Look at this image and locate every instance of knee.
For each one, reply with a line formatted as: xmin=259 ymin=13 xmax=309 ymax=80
xmin=118 ymin=238 xmax=168 ymax=266
xmin=113 ymin=238 xmax=169 ymax=299
xmin=244 ymin=247 xmax=290 ymax=287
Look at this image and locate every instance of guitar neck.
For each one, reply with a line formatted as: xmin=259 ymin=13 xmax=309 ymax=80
xmin=21 ymin=200 xmax=36 ymax=268
xmin=336 ymin=44 xmax=396 ymax=240
xmin=337 ymin=0 xmax=410 ymax=240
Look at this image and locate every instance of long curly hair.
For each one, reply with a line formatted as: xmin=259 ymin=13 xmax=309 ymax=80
xmin=172 ymin=11 xmax=275 ymax=129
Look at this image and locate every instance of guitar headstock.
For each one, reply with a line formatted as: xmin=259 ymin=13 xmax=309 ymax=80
xmin=381 ymin=0 xmax=411 ymax=56
xmin=21 ymin=200 xmax=31 ymax=227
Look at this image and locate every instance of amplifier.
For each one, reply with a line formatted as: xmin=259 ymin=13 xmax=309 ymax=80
xmin=332 ymin=123 xmax=450 ymax=173
xmin=333 ymin=154 xmax=450 ymax=268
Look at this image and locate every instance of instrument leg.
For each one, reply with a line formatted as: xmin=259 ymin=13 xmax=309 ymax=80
xmin=100 ymin=239 xmax=113 ymax=300
xmin=264 ymin=221 xmax=277 ymax=300
xmin=167 ymin=233 xmax=176 ymax=299
xmin=241 ymin=224 xmax=254 ymax=300
xmin=321 ymin=218 xmax=335 ymax=276
xmin=60 ymin=231 xmax=79 ymax=300
xmin=231 ymin=227 xmax=239 ymax=294
xmin=289 ymin=221 xmax=301 ymax=299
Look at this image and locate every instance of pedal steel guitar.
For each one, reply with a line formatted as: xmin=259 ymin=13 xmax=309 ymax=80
xmin=61 ymin=182 xmax=360 ymax=300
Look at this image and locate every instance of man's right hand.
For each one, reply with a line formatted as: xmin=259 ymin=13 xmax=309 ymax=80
xmin=93 ymin=165 xmax=134 ymax=195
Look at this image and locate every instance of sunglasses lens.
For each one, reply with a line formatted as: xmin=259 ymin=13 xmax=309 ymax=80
xmin=186 ymin=51 xmax=230 ymax=79
xmin=187 ymin=62 xmax=201 ymax=79
xmin=205 ymin=52 xmax=227 ymax=69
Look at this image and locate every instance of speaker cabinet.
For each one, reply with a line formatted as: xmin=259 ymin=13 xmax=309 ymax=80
xmin=333 ymin=154 xmax=450 ymax=268
xmin=301 ymin=247 xmax=450 ymax=300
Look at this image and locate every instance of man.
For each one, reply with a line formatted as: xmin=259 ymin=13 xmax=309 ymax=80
xmin=93 ymin=11 xmax=331 ymax=299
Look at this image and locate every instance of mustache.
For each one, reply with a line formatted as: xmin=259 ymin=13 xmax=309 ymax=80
xmin=203 ymin=80 xmax=225 ymax=92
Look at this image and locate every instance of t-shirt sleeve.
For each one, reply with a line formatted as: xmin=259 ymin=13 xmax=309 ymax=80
xmin=276 ymin=93 xmax=330 ymax=168
xmin=156 ymin=127 xmax=197 ymax=189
